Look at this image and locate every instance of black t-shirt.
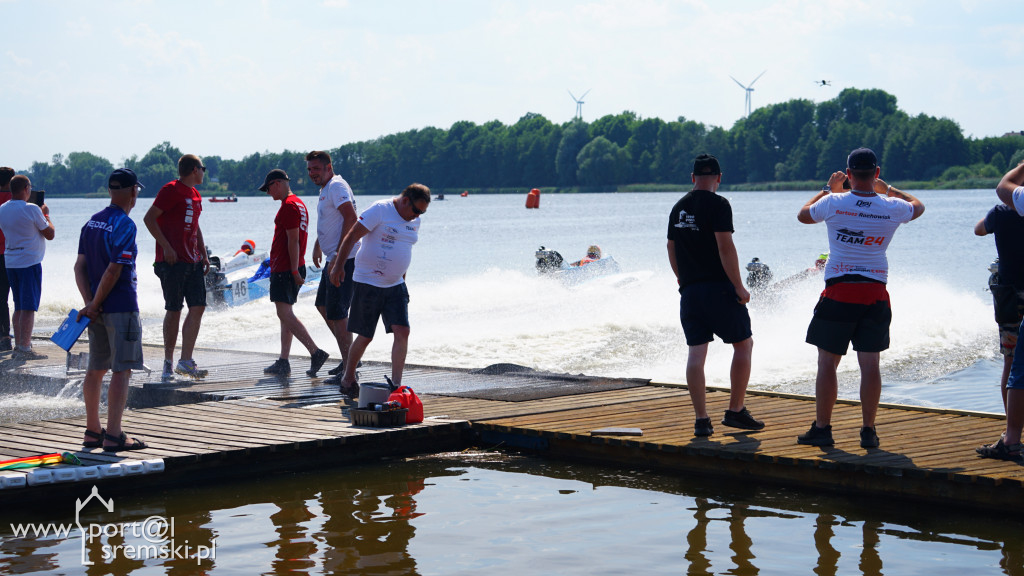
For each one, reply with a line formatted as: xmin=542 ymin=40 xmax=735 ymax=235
xmin=985 ymin=204 xmax=1024 ymax=289
xmin=667 ymin=189 xmax=733 ymax=288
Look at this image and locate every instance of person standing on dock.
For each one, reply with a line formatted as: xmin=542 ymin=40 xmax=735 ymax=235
xmin=73 ymin=168 xmax=147 ymax=452
xmin=260 ymin=169 xmax=330 ymax=377
xmin=978 ymin=160 xmax=1024 ymax=461
xmin=796 ymin=148 xmax=924 ymax=449
xmin=0 ymin=167 xmax=14 ymax=352
xmin=0 ymin=175 xmax=55 ymax=360
xmin=143 ymin=154 xmax=210 ymax=382
xmin=306 ymin=150 xmax=360 ymax=383
xmin=333 ymin=183 xmax=431 ymax=395
xmin=667 ymin=154 xmax=764 ymax=437
xmin=974 ymin=200 xmax=1024 ymax=412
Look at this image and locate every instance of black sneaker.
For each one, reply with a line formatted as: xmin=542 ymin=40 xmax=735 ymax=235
xmin=722 ymin=407 xmax=765 ymax=431
xmin=306 ymin=349 xmax=329 ymax=377
xmin=860 ymin=426 xmax=880 ymax=448
xmin=0 ymin=337 xmax=12 ymax=352
xmin=797 ymin=421 xmax=834 ymax=446
xmin=694 ymin=417 xmax=714 ymax=437
xmin=328 ymin=361 xmax=345 ymax=376
xmin=264 ymin=358 xmax=291 ymax=375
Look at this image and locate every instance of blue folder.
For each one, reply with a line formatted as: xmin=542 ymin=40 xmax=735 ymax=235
xmin=50 ymin=310 xmax=90 ymax=352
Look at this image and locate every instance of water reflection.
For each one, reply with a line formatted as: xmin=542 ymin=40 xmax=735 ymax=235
xmin=0 ymin=454 xmax=1020 ymax=575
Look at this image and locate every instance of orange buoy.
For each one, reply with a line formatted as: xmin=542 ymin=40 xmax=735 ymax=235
xmin=460 ymin=191 xmax=469 ymax=197
xmin=525 ymin=188 xmax=540 ymax=209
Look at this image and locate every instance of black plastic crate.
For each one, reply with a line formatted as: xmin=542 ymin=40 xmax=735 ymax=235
xmin=351 ymin=408 xmax=408 ymax=427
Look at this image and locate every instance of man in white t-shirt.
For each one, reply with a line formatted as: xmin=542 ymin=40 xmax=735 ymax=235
xmin=333 ymin=183 xmax=431 ymax=394
xmin=795 ymin=148 xmax=924 ymax=449
xmin=0 ymin=175 xmax=55 ymax=359
xmin=306 ymin=150 xmax=360 ymax=381
xmin=978 ymin=160 xmax=1024 ymax=462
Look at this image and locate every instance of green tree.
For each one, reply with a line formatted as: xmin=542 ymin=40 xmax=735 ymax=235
xmin=576 ymin=136 xmax=630 ymax=186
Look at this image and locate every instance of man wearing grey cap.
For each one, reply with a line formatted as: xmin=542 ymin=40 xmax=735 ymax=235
xmin=667 ymin=153 xmax=763 ymax=438
xmin=796 ymin=147 xmax=924 ymax=449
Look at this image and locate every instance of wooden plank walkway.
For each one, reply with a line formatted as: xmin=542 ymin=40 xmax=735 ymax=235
xmin=1 ymin=340 xmax=1021 ymax=514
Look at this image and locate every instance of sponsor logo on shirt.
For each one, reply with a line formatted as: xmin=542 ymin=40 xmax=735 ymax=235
xmin=673 ymin=210 xmax=698 ymax=230
xmin=85 ymin=220 xmax=114 ymax=233
xmin=835 ymin=209 xmax=891 ymax=220
xmin=834 ymin=228 xmax=887 ymax=245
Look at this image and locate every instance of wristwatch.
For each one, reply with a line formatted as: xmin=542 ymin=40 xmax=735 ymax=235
xmin=821 ymin=185 xmax=831 ymax=193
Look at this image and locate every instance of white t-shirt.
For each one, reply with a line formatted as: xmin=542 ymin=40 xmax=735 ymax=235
xmin=316 ymin=174 xmax=359 ymax=262
xmin=808 ymin=191 xmax=915 ymax=283
xmin=353 ymin=198 xmax=421 ymax=288
xmin=0 ymin=200 xmax=48 ymax=268
xmin=1010 ymin=186 xmax=1024 ymax=215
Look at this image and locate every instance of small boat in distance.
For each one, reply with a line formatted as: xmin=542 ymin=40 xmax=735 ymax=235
xmin=209 ymin=194 xmax=238 ymax=203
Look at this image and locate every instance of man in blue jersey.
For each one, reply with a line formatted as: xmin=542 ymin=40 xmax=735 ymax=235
xmin=73 ymin=168 xmax=148 ymax=452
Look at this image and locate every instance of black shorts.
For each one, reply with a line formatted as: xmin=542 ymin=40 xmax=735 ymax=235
xmin=154 ymin=262 xmax=207 ymax=311
xmin=314 ymin=258 xmax=355 ymax=321
xmin=679 ymin=281 xmax=752 ymax=346
xmin=269 ymin=267 xmax=306 ymax=305
xmin=348 ymin=282 xmax=410 ymax=339
xmin=806 ymin=282 xmax=891 ymax=355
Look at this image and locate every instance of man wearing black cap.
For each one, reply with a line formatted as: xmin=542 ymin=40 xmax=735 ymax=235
xmin=73 ymin=168 xmax=147 ymax=451
xmin=259 ymin=169 xmax=330 ymax=377
xmin=797 ymin=147 xmax=924 ymax=449
xmin=667 ymin=153 xmax=764 ymax=437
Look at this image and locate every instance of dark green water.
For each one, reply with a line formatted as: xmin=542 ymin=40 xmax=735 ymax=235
xmin=1 ymin=452 xmax=1020 ymax=575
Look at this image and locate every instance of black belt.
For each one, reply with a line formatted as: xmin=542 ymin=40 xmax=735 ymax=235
xmin=825 ymin=274 xmax=884 ymax=287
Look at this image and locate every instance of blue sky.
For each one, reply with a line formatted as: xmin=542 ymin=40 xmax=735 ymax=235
xmin=1 ymin=0 xmax=1020 ymax=170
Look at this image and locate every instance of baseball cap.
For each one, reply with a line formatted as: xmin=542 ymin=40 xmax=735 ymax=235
xmin=693 ymin=154 xmax=721 ymax=176
xmin=259 ymin=168 xmax=290 ymax=192
xmin=847 ymin=148 xmax=878 ymax=171
xmin=109 ymin=168 xmax=143 ymax=189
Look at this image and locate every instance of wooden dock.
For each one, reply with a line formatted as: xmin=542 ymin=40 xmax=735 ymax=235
xmin=1 ymin=341 xmax=1021 ymax=514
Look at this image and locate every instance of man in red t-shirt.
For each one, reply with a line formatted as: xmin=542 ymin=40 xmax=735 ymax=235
xmin=0 ymin=166 xmax=13 ymax=351
xmin=259 ymin=169 xmax=328 ymax=377
xmin=143 ymin=154 xmax=210 ymax=382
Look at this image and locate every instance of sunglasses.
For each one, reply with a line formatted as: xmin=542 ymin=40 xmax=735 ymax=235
xmin=108 ymin=183 xmax=136 ymax=190
xmin=199 ymin=165 xmax=207 ymax=172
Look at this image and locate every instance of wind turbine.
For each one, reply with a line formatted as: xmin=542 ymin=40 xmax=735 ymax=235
xmin=729 ymin=71 xmax=766 ymax=118
xmin=568 ymin=89 xmax=591 ymax=120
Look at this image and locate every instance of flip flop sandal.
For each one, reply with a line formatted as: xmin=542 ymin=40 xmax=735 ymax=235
xmin=103 ymin=431 xmax=148 ymax=452
xmin=975 ymin=438 xmax=1022 ymax=461
xmin=83 ymin=428 xmax=105 ymax=448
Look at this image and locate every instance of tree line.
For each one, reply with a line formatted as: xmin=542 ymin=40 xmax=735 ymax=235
xmin=19 ymin=88 xmax=1024 ymax=197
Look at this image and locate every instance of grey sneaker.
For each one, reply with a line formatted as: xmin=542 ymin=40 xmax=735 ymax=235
xmin=175 ymin=359 xmax=208 ymax=379
xmin=306 ymin=349 xmax=329 ymax=377
xmin=161 ymin=360 xmax=175 ymax=383
xmin=797 ymin=422 xmax=834 ymax=446
xmin=860 ymin=426 xmax=880 ymax=448
xmin=694 ymin=417 xmax=714 ymax=437
xmin=722 ymin=407 xmax=765 ymax=431
xmin=12 ymin=348 xmax=47 ymax=361
xmin=264 ymin=358 xmax=291 ymax=375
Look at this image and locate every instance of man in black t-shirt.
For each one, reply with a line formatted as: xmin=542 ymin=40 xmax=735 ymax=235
xmin=667 ymin=154 xmax=763 ymax=437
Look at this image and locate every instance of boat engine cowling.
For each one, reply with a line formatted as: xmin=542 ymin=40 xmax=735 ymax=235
xmin=535 ymin=246 xmax=564 ymax=273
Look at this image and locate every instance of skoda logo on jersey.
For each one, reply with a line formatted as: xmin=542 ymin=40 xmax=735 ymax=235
xmin=856 ymin=200 xmax=873 ymax=208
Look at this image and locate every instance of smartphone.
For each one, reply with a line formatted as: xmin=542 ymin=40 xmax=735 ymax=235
xmin=842 ymin=178 xmax=851 ymax=190
xmin=28 ymin=190 xmax=45 ymax=206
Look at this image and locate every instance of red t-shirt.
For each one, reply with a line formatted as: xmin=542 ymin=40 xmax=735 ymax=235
xmin=270 ymin=194 xmax=309 ymax=273
xmin=0 ymin=191 xmax=10 ymax=253
xmin=152 ymin=180 xmax=203 ymax=263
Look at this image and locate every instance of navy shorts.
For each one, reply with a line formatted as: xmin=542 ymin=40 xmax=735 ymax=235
xmin=269 ymin=267 xmax=306 ymax=305
xmin=348 ymin=282 xmax=410 ymax=339
xmin=806 ymin=282 xmax=891 ymax=355
xmin=87 ymin=312 xmax=145 ymax=372
xmin=154 ymin=261 xmax=207 ymax=311
xmin=679 ymin=281 xmax=752 ymax=346
xmin=314 ymin=258 xmax=355 ymax=321
xmin=7 ymin=264 xmax=42 ymax=312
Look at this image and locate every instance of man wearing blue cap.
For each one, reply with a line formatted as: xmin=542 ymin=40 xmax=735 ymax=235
xmin=74 ymin=168 xmax=147 ymax=452
xmin=796 ymin=148 xmax=924 ymax=449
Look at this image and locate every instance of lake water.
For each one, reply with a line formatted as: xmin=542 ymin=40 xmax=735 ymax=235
xmin=15 ymin=189 xmax=1006 ymax=414
xmin=2 ymin=189 xmax=1018 ymax=575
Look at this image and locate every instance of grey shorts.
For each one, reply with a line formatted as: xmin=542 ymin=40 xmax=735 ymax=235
xmin=87 ymin=312 xmax=145 ymax=372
